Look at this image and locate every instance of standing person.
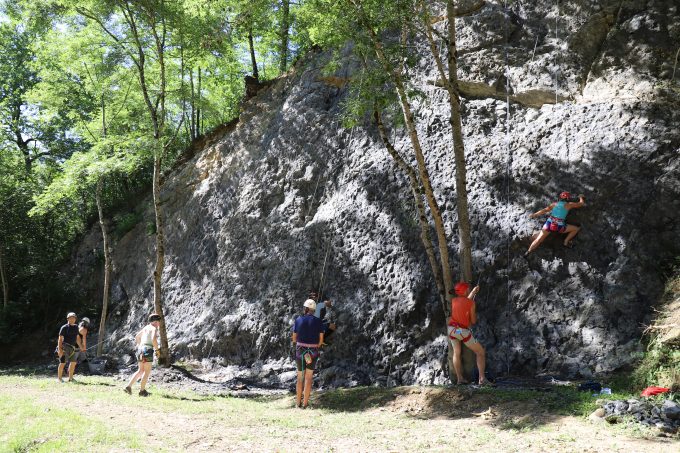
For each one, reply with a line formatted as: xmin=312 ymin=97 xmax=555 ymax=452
xmin=57 ymin=312 xmax=84 ymax=383
xmin=292 ymin=299 xmax=324 ymax=409
xmin=448 ymin=282 xmax=490 ymax=386
xmin=318 ymin=297 xmax=337 ymax=344
xmin=124 ymin=314 xmax=161 ymax=397
xmin=526 ymin=192 xmax=585 ymax=255
xmin=77 ymin=317 xmax=91 ymax=368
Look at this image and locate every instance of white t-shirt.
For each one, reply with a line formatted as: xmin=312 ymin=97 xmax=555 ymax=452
xmin=138 ymin=324 xmax=157 ymax=346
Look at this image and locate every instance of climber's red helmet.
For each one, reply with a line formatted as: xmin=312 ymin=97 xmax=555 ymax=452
xmin=454 ymin=282 xmax=470 ymax=296
xmin=559 ymin=191 xmax=571 ymax=200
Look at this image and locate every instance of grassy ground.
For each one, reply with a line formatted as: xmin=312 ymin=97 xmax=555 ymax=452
xmin=0 ymin=372 xmax=677 ymax=452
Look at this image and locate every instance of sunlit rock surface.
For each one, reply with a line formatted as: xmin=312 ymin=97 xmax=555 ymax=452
xmin=67 ymin=0 xmax=680 ymax=385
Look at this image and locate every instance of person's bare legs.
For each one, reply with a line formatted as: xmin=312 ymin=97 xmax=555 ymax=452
xmin=126 ymin=364 xmax=144 ymax=389
xmin=295 ymin=371 xmax=304 ymax=406
xmin=466 ymin=342 xmax=487 ymax=384
xmin=563 ymin=224 xmax=580 ymax=246
xmin=302 ymin=369 xmax=314 ymax=407
xmin=527 ymin=230 xmax=550 ymax=254
xmin=57 ymin=362 xmax=65 ymax=382
xmin=451 ymin=339 xmax=468 ymax=384
xmin=67 ymin=362 xmax=77 ymax=381
xmin=139 ymin=362 xmax=152 ymax=391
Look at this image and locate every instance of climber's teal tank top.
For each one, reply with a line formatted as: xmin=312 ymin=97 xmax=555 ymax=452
xmin=550 ymin=201 xmax=568 ymax=220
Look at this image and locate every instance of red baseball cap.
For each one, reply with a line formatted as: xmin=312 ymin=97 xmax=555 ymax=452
xmin=454 ymin=282 xmax=470 ymax=296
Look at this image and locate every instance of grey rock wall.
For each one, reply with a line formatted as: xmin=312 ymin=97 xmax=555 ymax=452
xmin=67 ymin=0 xmax=680 ymax=385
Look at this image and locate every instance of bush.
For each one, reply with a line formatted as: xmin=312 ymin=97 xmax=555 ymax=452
xmin=114 ymin=212 xmax=142 ymax=239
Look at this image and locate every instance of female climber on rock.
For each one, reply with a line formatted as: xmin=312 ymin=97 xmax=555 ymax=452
xmin=525 ymin=191 xmax=585 ymax=255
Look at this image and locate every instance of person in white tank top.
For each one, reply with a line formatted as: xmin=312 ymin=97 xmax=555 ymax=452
xmin=124 ymin=313 xmax=162 ymax=397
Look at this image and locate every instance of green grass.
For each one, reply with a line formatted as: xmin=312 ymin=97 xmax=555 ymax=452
xmin=0 ymin=374 xmax=675 ymax=451
xmin=0 ymin=393 xmax=141 ymax=452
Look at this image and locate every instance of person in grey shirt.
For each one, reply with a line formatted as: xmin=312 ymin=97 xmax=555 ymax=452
xmin=317 ymin=296 xmax=337 ymax=343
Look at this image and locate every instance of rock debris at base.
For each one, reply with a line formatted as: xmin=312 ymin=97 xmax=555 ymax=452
xmin=65 ymin=0 xmax=680 ymax=386
xmin=592 ymin=398 xmax=680 ymax=436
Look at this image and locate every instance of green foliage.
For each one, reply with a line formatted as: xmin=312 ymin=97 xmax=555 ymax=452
xmin=632 ymin=342 xmax=680 ymax=390
xmin=631 ymin=269 xmax=680 ymax=390
xmin=113 ymin=212 xmax=142 ymax=239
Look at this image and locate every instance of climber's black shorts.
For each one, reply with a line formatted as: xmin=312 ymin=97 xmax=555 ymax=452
xmin=295 ymin=345 xmax=319 ymax=372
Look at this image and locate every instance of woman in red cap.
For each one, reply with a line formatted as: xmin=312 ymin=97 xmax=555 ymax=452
xmin=448 ymin=282 xmax=490 ymax=385
xmin=526 ymin=191 xmax=585 ymax=255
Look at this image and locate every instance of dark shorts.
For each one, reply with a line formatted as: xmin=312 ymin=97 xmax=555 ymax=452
xmin=295 ymin=346 xmax=319 ymax=372
xmin=542 ymin=218 xmax=566 ymax=233
xmin=58 ymin=344 xmax=77 ymax=364
xmin=137 ymin=345 xmax=154 ymax=363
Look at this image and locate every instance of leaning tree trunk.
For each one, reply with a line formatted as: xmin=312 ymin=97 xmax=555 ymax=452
xmin=248 ymin=28 xmax=259 ymax=82
xmin=0 ymin=239 xmax=8 ymax=311
xmin=279 ymin=0 xmax=290 ymax=72
xmin=374 ymin=109 xmax=448 ymax=313
xmin=95 ymin=178 xmax=112 ymax=356
xmin=364 ymin=26 xmax=453 ymax=301
xmin=152 ymin=151 xmax=170 ymax=366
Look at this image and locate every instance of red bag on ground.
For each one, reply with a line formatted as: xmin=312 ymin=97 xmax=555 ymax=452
xmin=640 ymin=386 xmax=670 ymax=397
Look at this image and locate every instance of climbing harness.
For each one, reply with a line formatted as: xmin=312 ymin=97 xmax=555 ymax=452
xmin=295 ymin=342 xmax=319 ymax=372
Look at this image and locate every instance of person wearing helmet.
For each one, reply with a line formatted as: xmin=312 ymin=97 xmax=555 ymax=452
xmin=77 ymin=317 xmax=91 ymax=367
xmin=292 ymin=299 xmax=325 ymax=409
xmin=57 ymin=312 xmax=84 ymax=383
xmin=525 ymin=192 xmax=585 ymax=255
xmin=124 ymin=313 xmax=162 ymax=397
xmin=448 ymin=282 xmax=490 ymax=386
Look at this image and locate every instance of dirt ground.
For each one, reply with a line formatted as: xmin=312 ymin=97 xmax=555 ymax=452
xmin=1 ymin=370 xmax=678 ymax=452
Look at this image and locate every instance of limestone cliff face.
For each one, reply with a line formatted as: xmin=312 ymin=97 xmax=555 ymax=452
xmin=68 ymin=0 xmax=680 ymax=385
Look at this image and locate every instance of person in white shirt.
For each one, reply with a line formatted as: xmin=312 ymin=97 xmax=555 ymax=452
xmin=124 ymin=313 xmax=161 ymax=397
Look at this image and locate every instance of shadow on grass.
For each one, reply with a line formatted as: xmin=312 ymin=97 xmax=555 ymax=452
xmin=71 ymin=380 xmax=116 ymax=387
xmin=311 ymin=383 xmax=615 ymax=432
xmin=160 ymin=393 xmax=215 ymax=403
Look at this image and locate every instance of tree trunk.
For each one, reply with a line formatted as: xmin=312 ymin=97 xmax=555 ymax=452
xmin=197 ymin=68 xmax=202 ymax=136
xmin=189 ymin=69 xmax=196 ymax=139
xmin=0 ymin=239 xmax=8 ymax=311
xmin=374 ymin=109 xmax=447 ymax=313
xmin=248 ymin=28 xmax=259 ymax=81
xmin=95 ymin=178 xmax=112 ymax=356
xmin=152 ymin=151 xmax=170 ymax=366
xmin=364 ymin=25 xmax=453 ymax=301
xmin=421 ymin=0 xmax=477 ymax=380
xmin=279 ymin=0 xmax=290 ymax=72
xmin=446 ymin=0 xmax=473 ymax=283
xmin=421 ymin=1 xmax=474 ymax=283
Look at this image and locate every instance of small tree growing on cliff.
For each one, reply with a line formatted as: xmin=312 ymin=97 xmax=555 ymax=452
xmin=72 ymin=0 xmax=189 ymax=365
xmin=29 ymin=18 xmax=148 ymax=356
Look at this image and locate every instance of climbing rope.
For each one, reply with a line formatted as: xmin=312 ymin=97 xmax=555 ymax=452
xmin=503 ymin=0 xmax=514 ymax=376
xmin=309 ymin=69 xmax=365 ymax=297
xmin=504 ymin=0 xmax=512 ymax=306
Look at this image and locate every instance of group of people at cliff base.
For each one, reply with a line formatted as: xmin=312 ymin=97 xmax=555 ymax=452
xmin=55 ymin=312 xmax=91 ymax=382
xmin=56 ymin=311 xmax=161 ymax=397
xmin=54 ymin=191 xmax=584 ymax=403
